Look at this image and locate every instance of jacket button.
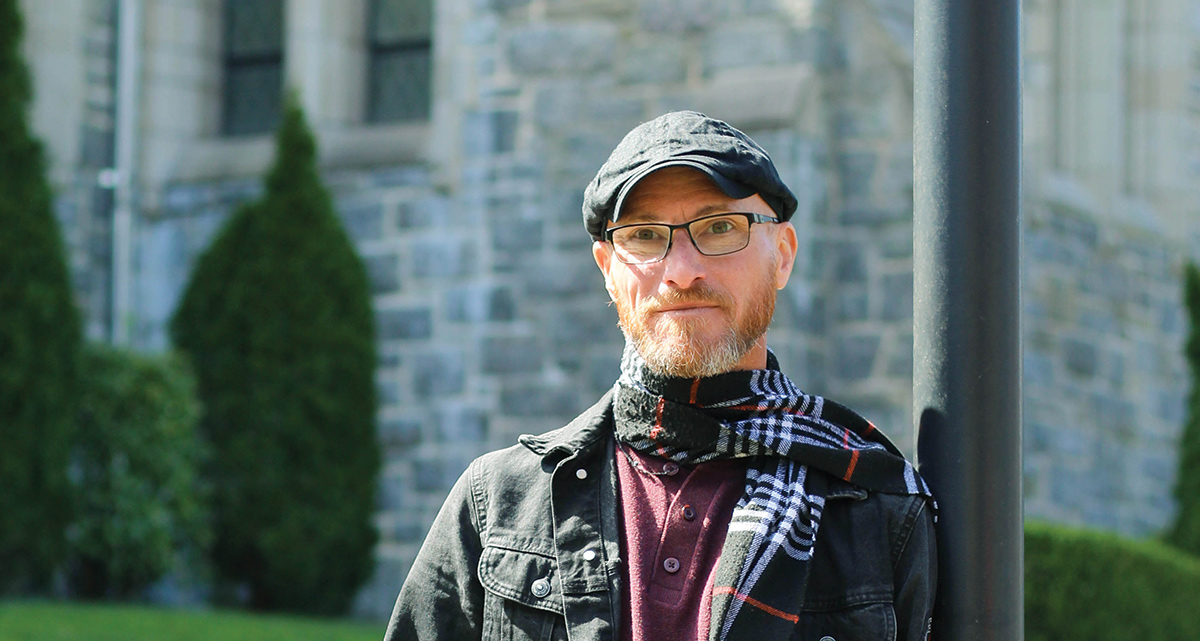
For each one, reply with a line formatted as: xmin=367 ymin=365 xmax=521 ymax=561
xmin=576 ymin=468 xmax=588 ymax=480
xmin=663 ymin=557 xmax=680 ymax=573
xmin=531 ymin=578 xmax=551 ymax=598
xmin=819 ymin=636 xmax=835 ymax=641
xmin=681 ymin=505 xmax=696 ymax=521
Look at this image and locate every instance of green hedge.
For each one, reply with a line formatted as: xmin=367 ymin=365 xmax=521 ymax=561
xmin=0 ymin=0 xmax=82 ymax=593
xmin=1026 ymin=521 xmax=1200 ymax=641
xmin=170 ymin=96 xmax=379 ymax=615
xmin=68 ymin=345 xmax=209 ymax=599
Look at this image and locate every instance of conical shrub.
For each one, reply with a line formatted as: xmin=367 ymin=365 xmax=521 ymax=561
xmin=171 ymin=96 xmax=379 ymax=614
xmin=1169 ymin=262 xmax=1200 ymax=556
xmin=0 ymin=0 xmax=82 ymax=593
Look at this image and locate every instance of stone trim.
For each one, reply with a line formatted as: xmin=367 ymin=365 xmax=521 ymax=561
xmin=162 ymin=121 xmax=429 ymax=188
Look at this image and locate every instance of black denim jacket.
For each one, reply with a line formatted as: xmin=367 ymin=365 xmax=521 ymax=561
xmin=385 ymin=392 xmax=937 ymax=641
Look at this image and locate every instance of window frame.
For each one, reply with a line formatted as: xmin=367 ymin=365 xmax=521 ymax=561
xmin=365 ymin=0 xmax=434 ymax=124
xmin=220 ymin=0 xmax=286 ymax=137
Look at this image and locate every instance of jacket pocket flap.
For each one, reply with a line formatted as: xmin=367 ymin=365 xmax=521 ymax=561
xmin=798 ymin=602 xmax=897 ymax=641
xmin=478 ymin=545 xmax=564 ymax=614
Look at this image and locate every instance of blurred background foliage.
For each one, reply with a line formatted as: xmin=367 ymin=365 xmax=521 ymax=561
xmin=169 ymin=95 xmax=380 ymax=616
xmin=68 ymin=344 xmax=209 ymax=600
xmin=0 ymin=0 xmax=82 ymax=595
xmin=1168 ymin=263 xmax=1200 ymax=558
xmin=2 ymin=0 xmax=380 ymax=621
xmin=1026 ymin=522 xmax=1200 ymax=641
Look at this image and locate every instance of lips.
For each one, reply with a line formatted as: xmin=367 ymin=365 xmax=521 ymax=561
xmin=644 ymin=284 xmax=732 ymax=316
xmin=654 ymin=305 xmax=720 ymax=318
xmin=647 ymin=298 xmax=724 ymax=317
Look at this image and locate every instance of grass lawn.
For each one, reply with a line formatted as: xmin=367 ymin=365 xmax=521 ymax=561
xmin=0 ymin=601 xmax=383 ymax=641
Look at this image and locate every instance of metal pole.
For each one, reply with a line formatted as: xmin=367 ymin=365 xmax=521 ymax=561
xmin=913 ymin=0 xmax=1023 ymax=639
xmin=111 ymin=0 xmax=142 ymax=345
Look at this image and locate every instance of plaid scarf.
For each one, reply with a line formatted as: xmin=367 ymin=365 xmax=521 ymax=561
xmin=613 ymin=344 xmax=935 ymax=641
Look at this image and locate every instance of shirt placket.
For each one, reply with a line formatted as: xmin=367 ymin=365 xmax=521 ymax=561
xmin=648 ymin=463 xmax=702 ymax=598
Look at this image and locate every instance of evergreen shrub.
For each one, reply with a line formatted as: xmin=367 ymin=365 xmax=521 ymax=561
xmin=1026 ymin=521 xmax=1200 ymax=641
xmin=170 ymin=96 xmax=380 ymax=615
xmin=1168 ymin=262 xmax=1200 ymax=556
xmin=0 ymin=0 xmax=82 ymax=593
xmin=68 ymin=344 xmax=209 ymax=599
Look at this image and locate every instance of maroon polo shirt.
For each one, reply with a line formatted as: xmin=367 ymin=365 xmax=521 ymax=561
xmin=615 ymin=443 xmax=746 ymax=641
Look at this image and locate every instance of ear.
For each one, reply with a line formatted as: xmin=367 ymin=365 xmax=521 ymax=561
xmin=592 ymin=240 xmax=616 ymax=298
xmin=772 ymin=222 xmax=799 ymax=290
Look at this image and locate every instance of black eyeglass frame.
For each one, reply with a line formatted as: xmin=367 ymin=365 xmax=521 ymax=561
xmin=603 ymin=212 xmax=780 ymax=265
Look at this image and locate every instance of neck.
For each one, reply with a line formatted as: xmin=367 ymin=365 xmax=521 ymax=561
xmin=729 ymin=340 xmax=769 ymax=373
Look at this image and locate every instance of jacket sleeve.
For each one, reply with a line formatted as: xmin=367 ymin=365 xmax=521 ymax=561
xmin=892 ymin=497 xmax=937 ymax=641
xmin=384 ymin=460 xmax=484 ymax=641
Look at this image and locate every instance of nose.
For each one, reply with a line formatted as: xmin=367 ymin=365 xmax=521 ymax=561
xmin=660 ymin=228 xmax=706 ymax=289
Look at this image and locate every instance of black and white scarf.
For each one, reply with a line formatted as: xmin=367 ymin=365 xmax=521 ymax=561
xmin=613 ymin=344 xmax=935 ymax=641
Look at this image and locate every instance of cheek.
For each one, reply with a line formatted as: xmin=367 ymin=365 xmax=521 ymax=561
xmin=609 ymin=266 xmax=655 ymax=303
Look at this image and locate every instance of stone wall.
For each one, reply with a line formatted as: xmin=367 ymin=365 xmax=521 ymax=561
xmin=1022 ymin=196 xmax=1190 ymax=536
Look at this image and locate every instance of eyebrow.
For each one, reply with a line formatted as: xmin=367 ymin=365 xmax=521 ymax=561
xmin=617 ymin=203 xmax=736 ymax=224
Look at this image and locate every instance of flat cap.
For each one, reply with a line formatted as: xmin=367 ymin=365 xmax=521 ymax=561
xmin=582 ymin=111 xmax=797 ymax=240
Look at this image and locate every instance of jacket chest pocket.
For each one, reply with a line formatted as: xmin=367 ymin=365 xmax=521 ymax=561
xmin=794 ymin=602 xmax=897 ymax=641
xmin=479 ymin=545 xmax=568 ymax=641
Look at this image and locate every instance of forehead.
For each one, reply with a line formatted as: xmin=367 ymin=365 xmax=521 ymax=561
xmin=617 ymin=167 xmax=740 ymax=224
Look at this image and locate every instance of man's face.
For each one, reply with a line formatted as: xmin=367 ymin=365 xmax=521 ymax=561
xmin=592 ymin=167 xmax=798 ymax=377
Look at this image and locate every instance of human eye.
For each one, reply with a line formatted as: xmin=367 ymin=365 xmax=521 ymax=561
xmin=697 ymin=216 xmax=743 ymax=236
xmin=708 ymin=219 xmax=735 ymax=234
xmin=632 ymin=226 xmax=663 ymax=241
xmin=613 ymin=225 xmax=668 ymax=249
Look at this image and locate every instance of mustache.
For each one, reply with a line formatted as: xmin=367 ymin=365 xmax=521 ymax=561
xmin=640 ymin=284 xmax=734 ymax=313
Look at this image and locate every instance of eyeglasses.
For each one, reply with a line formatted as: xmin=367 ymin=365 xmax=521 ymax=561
xmin=603 ymin=212 xmax=779 ymax=265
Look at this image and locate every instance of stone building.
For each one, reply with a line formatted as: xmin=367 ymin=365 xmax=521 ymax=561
xmin=18 ymin=0 xmax=1200 ymax=616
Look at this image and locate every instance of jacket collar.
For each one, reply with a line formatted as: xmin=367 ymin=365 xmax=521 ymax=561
xmin=518 ymin=389 xmax=615 ymax=458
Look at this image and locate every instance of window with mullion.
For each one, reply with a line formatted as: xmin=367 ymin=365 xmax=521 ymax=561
xmin=367 ymin=0 xmax=432 ymax=123
xmin=222 ymin=0 xmax=284 ymax=136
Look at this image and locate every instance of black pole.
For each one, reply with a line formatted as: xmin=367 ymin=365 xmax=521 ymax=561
xmin=913 ymin=0 xmax=1023 ymax=639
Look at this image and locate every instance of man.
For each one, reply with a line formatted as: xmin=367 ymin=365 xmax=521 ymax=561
xmin=385 ymin=111 xmax=937 ymax=641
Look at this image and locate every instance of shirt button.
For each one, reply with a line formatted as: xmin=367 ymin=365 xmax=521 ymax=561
xmin=582 ymin=549 xmax=596 ymax=561
xmin=663 ymin=557 xmax=680 ymax=573
xmin=531 ymin=578 xmax=551 ymax=598
xmin=576 ymin=468 xmax=588 ymax=480
xmin=662 ymin=462 xmax=680 ymax=476
xmin=819 ymin=636 xmax=836 ymax=641
xmin=682 ymin=505 xmax=697 ymax=521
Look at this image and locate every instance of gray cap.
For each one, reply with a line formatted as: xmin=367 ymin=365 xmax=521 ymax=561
xmin=582 ymin=111 xmax=797 ymax=240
